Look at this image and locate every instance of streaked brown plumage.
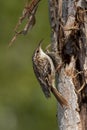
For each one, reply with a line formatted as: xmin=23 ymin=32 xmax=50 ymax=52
xmin=32 ymin=40 xmax=68 ymax=107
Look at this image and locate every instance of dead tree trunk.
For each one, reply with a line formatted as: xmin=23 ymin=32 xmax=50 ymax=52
xmin=48 ymin=0 xmax=87 ymax=129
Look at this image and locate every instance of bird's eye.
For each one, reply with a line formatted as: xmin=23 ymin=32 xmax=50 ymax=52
xmin=37 ymin=50 xmax=39 ymax=53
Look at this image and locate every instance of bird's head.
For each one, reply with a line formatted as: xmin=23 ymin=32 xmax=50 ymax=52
xmin=32 ymin=39 xmax=45 ymax=60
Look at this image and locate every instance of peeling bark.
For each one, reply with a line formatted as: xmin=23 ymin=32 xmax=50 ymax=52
xmin=48 ymin=0 xmax=87 ymax=129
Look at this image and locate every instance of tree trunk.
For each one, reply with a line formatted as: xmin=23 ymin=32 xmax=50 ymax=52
xmin=48 ymin=0 xmax=87 ymax=130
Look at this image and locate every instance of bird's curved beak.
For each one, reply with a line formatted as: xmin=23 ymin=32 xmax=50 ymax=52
xmin=38 ymin=39 xmax=44 ymax=49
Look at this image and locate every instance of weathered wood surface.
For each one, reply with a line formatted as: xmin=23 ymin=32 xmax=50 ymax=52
xmin=49 ymin=0 xmax=87 ymax=129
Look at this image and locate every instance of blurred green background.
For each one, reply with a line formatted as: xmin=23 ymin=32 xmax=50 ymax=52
xmin=0 ymin=0 xmax=58 ymax=130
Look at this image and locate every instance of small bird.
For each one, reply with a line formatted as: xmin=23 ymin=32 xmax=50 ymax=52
xmin=32 ymin=40 xmax=68 ymax=107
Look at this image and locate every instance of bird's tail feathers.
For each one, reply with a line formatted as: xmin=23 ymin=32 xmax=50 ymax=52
xmin=51 ymin=86 xmax=68 ymax=107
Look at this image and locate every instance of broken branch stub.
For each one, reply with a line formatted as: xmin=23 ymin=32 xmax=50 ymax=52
xmin=9 ymin=0 xmax=41 ymax=47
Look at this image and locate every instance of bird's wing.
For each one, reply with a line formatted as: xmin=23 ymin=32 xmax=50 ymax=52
xmin=33 ymin=57 xmax=52 ymax=98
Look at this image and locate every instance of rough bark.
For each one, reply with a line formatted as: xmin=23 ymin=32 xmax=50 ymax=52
xmin=48 ymin=0 xmax=87 ymax=130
